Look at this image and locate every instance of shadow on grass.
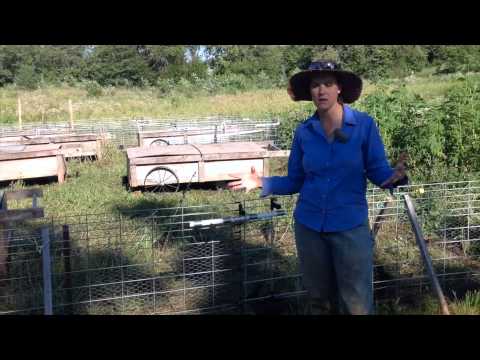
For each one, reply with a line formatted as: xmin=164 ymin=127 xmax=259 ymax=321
xmin=373 ymin=253 xmax=480 ymax=314
xmin=83 ymin=196 xmax=308 ymax=314
xmin=0 ymin=176 xmax=59 ymax=189
xmin=46 ymin=219 xmax=306 ymax=315
xmin=50 ymin=246 xmax=190 ymax=315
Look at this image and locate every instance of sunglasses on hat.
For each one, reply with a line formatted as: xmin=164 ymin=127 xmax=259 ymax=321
xmin=308 ymin=61 xmax=340 ymax=71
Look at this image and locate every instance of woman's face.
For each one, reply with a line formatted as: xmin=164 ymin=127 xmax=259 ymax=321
xmin=310 ymin=73 xmax=342 ymax=112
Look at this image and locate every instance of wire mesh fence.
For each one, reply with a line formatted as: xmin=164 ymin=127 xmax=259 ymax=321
xmin=2 ymin=180 xmax=480 ymax=315
xmin=0 ymin=197 xmax=302 ymax=315
xmin=369 ymin=180 xmax=480 ymax=304
xmin=0 ymin=116 xmax=280 ymax=149
xmin=0 ymin=223 xmax=45 ymax=314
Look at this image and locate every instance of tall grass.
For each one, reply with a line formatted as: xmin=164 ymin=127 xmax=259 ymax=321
xmin=0 ymin=86 xmax=307 ymax=123
xmin=0 ymin=73 xmax=473 ymax=124
xmin=451 ymin=290 xmax=480 ymax=315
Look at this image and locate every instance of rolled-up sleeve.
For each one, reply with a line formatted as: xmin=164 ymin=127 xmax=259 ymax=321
xmin=261 ymin=127 xmax=305 ymax=197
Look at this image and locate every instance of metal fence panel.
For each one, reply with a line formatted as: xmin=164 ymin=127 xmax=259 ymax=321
xmin=2 ymin=180 xmax=480 ymax=314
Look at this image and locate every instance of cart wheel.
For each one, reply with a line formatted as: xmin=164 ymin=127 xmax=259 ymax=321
xmin=144 ymin=166 xmax=180 ymax=192
xmin=150 ymin=139 xmax=169 ymax=147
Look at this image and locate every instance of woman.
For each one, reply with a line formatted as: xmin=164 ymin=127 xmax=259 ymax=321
xmin=227 ymin=60 xmax=407 ymax=315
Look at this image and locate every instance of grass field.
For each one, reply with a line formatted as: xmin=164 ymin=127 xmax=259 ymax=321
xmin=2 ymin=72 xmax=480 ymax=314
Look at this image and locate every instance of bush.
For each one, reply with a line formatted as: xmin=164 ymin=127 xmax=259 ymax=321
xmin=275 ymin=103 xmax=315 ymax=149
xmin=215 ymin=73 xmax=251 ymax=93
xmin=439 ymin=80 xmax=480 ymax=173
xmin=156 ymin=77 xmax=176 ymax=96
xmin=84 ymin=80 xmax=103 ymax=97
xmin=358 ymin=87 xmax=447 ymax=180
xmin=434 ymin=46 xmax=480 ymax=74
xmin=176 ymin=77 xmax=195 ymax=98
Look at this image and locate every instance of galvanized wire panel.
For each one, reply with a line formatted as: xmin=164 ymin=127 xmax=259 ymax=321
xmin=0 ymin=225 xmax=45 ymax=314
xmin=368 ymin=180 xmax=480 ymax=304
xmin=0 ymin=116 xmax=280 ymax=149
xmin=41 ymin=198 xmax=305 ymax=315
xmin=2 ymin=180 xmax=480 ymax=314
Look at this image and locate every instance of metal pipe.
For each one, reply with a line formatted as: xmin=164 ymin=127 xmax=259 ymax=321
xmin=403 ymin=194 xmax=451 ymax=315
xmin=188 ymin=210 xmax=286 ymax=228
xmin=41 ymin=226 xmax=53 ymax=315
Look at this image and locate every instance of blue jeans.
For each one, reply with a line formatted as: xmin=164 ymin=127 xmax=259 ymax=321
xmin=294 ymin=220 xmax=374 ymax=315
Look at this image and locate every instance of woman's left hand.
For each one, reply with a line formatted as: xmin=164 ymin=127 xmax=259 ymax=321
xmin=381 ymin=152 xmax=408 ymax=188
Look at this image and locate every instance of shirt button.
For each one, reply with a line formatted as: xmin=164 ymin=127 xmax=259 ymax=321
xmin=326 ymin=178 xmax=330 ymax=182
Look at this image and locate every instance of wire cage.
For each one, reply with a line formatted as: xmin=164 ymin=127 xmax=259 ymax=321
xmin=2 ymin=180 xmax=480 ymax=315
xmin=0 ymin=116 xmax=281 ymax=150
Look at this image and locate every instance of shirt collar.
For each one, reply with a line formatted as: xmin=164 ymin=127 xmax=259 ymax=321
xmin=343 ymin=105 xmax=357 ymax=126
xmin=305 ymin=104 xmax=357 ymax=128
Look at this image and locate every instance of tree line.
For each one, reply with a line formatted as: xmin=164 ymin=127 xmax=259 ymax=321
xmin=1 ymin=45 xmax=479 ymax=90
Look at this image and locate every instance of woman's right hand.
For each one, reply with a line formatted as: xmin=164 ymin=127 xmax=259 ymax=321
xmin=227 ymin=166 xmax=262 ymax=193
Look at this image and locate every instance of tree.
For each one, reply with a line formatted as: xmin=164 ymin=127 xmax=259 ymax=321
xmin=15 ymin=62 xmax=39 ymax=89
xmin=204 ymin=45 xmax=285 ymax=84
xmin=337 ymin=45 xmax=428 ymax=80
xmin=86 ymin=45 xmax=155 ymax=86
xmin=0 ymin=45 xmax=89 ymax=86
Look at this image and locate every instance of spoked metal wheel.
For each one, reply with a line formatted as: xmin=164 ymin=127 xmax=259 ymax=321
xmin=150 ymin=139 xmax=169 ymax=147
xmin=144 ymin=166 xmax=180 ymax=192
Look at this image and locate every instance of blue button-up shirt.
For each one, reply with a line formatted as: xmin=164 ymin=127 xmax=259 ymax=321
xmin=262 ymin=104 xmax=402 ymax=232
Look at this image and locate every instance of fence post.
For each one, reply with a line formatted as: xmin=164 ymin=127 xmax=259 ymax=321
xmin=17 ymin=97 xmax=22 ymax=130
xmin=62 ymin=225 xmax=73 ymax=314
xmin=42 ymin=226 xmax=53 ymax=315
xmin=68 ymin=99 xmax=74 ymax=131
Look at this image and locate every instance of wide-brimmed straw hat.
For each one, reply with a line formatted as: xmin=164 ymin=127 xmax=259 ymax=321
xmin=288 ymin=60 xmax=363 ymax=103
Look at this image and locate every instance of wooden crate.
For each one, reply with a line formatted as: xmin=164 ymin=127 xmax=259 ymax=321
xmin=127 ymin=142 xmax=288 ymax=189
xmin=0 ymin=133 xmax=105 ymax=159
xmin=0 ymin=144 xmax=66 ymax=183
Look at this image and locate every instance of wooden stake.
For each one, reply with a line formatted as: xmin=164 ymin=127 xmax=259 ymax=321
xmin=56 ymin=154 xmax=66 ymax=184
xmin=18 ymin=98 xmax=22 ymax=130
xmin=68 ymin=99 xmax=74 ymax=130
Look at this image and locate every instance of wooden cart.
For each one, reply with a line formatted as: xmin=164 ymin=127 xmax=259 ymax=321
xmin=0 ymin=144 xmax=66 ymax=184
xmin=0 ymin=133 xmax=106 ymax=159
xmin=127 ymin=142 xmax=289 ymax=191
